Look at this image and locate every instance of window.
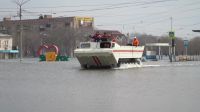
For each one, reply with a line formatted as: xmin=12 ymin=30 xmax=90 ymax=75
xmin=112 ymin=43 xmax=115 ymax=48
xmin=0 ymin=26 xmax=6 ymax=30
xmin=100 ymin=42 xmax=111 ymax=48
xmin=46 ymin=24 xmax=51 ymax=28
xmin=39 ymin=25 xmax=45 ymax=31
xmin=65 ymin=22 xmax=70 ymax=27
xmin=81 ymin=43 xmax=90 ymax=48
xmin=4 ymin=40 xmax=9 ymax=49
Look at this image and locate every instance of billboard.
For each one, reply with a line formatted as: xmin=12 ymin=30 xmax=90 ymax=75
xmin=75 ymin=17 xmax=94 ymax=27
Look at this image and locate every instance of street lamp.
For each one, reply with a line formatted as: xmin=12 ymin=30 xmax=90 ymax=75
xmin=192 ymin=30 xmax=200 ymax=32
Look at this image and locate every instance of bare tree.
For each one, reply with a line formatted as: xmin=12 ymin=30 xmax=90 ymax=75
xmin=188 ymin=37 xmax=200 ymax=55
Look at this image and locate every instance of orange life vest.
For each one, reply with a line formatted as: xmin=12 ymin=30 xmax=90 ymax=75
xmin=132 ymin=38 xmax=139 ymax=46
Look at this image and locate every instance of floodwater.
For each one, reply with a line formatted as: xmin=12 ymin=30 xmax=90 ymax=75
xmin=0 ymin=58 xmax=200 ymax=112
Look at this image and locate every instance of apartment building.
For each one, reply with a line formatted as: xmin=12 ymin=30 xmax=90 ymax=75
xmin=0 ymin=16 xmax=94 ymax=56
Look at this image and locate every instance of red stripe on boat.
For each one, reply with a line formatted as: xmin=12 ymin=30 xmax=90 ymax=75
xmin=95 ymin=56 xmax=102 ymax=66
xmin=92 ymin=56 xmax=99 ymax=66
xmin=113 ymin=50 xmax=143 ymax=52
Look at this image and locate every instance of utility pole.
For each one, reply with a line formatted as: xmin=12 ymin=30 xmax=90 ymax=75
xmin=170 ymin=17 xmax=173 ymax=31
xmin=169 ymin=17 xmax=176 ymax=62
xmin=14 ymin=0 xmax=30 ymax=62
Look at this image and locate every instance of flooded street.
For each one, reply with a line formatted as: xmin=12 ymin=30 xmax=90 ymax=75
xmin=0 ymin=59 xmax=200 ymax=112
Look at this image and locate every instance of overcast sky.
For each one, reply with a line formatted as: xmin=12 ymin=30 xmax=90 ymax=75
xmin=0 ymin=0 xmax=200 ymax=39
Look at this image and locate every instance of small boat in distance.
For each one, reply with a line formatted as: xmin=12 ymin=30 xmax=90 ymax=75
xmin=74 ymin=34 xmax=144 ymax=69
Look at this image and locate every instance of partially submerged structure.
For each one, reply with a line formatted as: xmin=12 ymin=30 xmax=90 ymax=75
xmin=0 ymin=33 xmax=18 ymax=59
xmin=145 ymin=43 xmax=170 ymax=61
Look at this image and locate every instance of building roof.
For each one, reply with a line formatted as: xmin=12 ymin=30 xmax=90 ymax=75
xmin=0 ymin=33 xmax=11 ymax=37
xmin=145 ymin=43 xmax=170 ymax=47
xmin=192 ymin=30 xmax=200 ymax=32
xmin=0 ymin=17 xmax=73 ymax=25
xmin=0 ymin=16 xmax=93 ymax=25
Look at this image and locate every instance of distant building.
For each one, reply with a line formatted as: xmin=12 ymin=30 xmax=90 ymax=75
xmin=0 ymin=16 xmax=94 ymax=56
xmin=0 ymin=33 xmax=18 ymax=59
xmin=0 ymin=16 xmax=94 ymax=45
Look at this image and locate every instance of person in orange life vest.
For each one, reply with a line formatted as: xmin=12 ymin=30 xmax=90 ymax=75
xmin=132 ymin=37 xmax=139 ymax=46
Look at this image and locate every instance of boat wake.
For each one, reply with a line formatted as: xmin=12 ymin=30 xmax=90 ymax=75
xmin=113 ymin=61 xmax=163 ymax=70
xmin=113 ymin=63 xmax=142 ymax=69
xmin=142 ymin=64 xmax=161 ymax=67
xmin=114 ymin=61 xmax=200 ymax=69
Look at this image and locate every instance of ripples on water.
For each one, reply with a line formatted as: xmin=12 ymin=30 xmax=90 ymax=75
xmin=0 ymin=58 xmax=200 ymax=112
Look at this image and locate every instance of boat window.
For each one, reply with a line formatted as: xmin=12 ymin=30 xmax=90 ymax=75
xmin=81 ymin=43 xmax=90 ymax=48
xmin=112 ymin=43 xmax=115 ymax=47
xmin=100 ymin=42 xmax=111 ymax=48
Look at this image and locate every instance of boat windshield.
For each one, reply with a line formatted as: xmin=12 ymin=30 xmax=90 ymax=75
xmin=100 ymin=42 xmax=111 ymax=48
xmin=80 ymin=43 xmax=90 ymax=48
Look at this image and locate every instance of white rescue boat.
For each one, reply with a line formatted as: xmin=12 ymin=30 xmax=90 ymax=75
xmin=74 ymin=41 xmax=144 ymax=69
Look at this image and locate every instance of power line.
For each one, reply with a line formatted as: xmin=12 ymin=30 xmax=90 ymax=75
xmin=23 ymin=1 xmax=141 ymax=9
xmin=0 ymin=0 xmax=175 ymax=10
xmin=0 ymin=11 xmax=16 ymax=12
xmin=22 ymin=0 xmax=176 ymax=14
xmin=177 ymin=22 xmax=200 ymax=27
xmin=1 ymin=0 xmax=193 ymax=21
xmin=1 ymin=0 xmax=198 ymax=17
xmin=1 ymin=0 xmax=198 ymax=30
xmin=23 ymin=0 xmax=176 ymax=9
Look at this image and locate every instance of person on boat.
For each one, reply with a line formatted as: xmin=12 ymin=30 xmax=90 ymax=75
xmin=101 ymin=32 xmax=109 ymax=41
xmin=112 ymin=37 xmax=116 ymax=42
xmin=112 ymin=35 xmax=118 ymax=43
xmin=132 ymin=36 xmax=139 ymax=46
xmin=92 ymin=32 xmax=101 ymax=42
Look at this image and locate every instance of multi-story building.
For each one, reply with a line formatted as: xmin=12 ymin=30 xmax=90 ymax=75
xmin=0 ymin=16 xmax=94 ymax=45
xmin=0 ymin=16 xmax=94 ymax=56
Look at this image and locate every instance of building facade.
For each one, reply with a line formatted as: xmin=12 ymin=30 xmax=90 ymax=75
xmin=0 ymin=16 xmax=94 ymax=57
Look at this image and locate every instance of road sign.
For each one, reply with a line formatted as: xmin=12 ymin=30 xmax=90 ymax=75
xmin=184 ymin=40 xmax=189 ymax=48
xmin=169 ymin=31 xmax=175 ymax=39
